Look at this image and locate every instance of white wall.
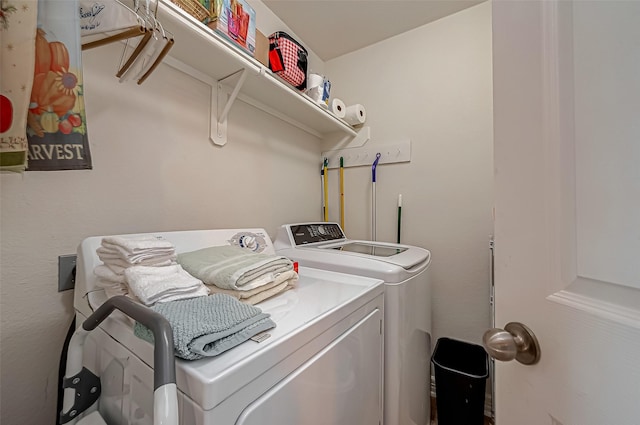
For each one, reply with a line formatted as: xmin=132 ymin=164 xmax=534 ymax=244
xmin=0 ymin=2 xmax=493 ymax=424
xmin=325 ymin=2 xmax=493 ymax=345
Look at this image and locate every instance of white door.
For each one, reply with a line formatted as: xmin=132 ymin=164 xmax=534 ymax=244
xmin=491 ymin=1 xmax=640 ymax=424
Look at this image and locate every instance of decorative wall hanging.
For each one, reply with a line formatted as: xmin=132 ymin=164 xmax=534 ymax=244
xmin=26 ymin=0 xmax=92 ymax=170
xmin=0 ymin=0 xmax=37 ymax=172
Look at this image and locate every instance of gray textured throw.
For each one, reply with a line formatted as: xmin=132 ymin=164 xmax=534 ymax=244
xmin=134 ymin=294 xmax=276 ymax=360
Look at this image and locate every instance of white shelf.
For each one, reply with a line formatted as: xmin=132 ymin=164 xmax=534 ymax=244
xmin=156 ymin=0 xmax=358 ymax=140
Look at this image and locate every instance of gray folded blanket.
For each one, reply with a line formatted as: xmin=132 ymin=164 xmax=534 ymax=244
xmin=134 ymin=294 xmax=276 ymax=360
xmin=177 ymin=245 xmax=293 ymax=291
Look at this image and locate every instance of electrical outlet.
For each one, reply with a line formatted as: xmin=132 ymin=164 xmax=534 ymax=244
xmin=58 ymin=254 xmax=77 ymax=292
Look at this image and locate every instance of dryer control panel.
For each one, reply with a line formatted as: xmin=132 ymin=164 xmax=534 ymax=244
xmin=289 ymin=223 xmax=345 ymax=245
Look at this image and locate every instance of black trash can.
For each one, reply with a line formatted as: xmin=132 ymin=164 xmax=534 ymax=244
xmin=431 ymin=337 xmax=489 ymax=425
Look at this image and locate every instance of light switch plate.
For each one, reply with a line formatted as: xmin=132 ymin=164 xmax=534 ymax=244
xmin=58 ymin=254 xmax=77 ymax=292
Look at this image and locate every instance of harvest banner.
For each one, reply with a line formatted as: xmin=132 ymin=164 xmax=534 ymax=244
xmin=26 ymin=0 xmax=92 ymax=170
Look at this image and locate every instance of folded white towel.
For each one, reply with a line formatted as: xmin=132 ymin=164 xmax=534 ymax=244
xmin=94 ymin=264 xmax=127 ymax=283
xmin=154 ymin=285 xmax=209 ymax=304
xmin=97 ymin=244 xmax=177 ymax=265
xmin=105 ymin=262 xmax=127 ymax=275
xmin=95 ymin=277 xmax=127 ymax=294
xmin=95 ymin=278 xmax=140 ymax=302
xmin=97 ymin=248 xmax=176 ymax=269
xmin=103 ymin=262 xmax=175 ymax=277
xmin=124 ymin=264 xmax=208 ymax=306
xmin=207 ymin=270 xmax=298 ymax=305
xmin=97 ymin=245 xmax=176 ymax=261
xmin=102 ymin=235 xmax=175 ymax=253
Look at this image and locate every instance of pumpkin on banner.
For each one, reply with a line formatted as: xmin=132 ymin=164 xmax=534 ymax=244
xmin=26 ymin=0 xmax=92 ymax=171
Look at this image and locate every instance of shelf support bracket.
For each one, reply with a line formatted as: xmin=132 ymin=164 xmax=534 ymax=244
xmin=321 ymin=125 xmax=371 ymax=152
xmin=214 ymin=68 xmax=248 ymax=146
xmin=162 ymin=56 xmax=221 ymax=147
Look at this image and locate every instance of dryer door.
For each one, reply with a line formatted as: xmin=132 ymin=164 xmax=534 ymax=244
xmin=235 ymin=309 xmax=383 ymax=425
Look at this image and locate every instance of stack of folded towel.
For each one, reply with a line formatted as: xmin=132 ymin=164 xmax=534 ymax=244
xmin=94 ymin=235 xmax=208 ymax=305
xmin=124 ymin=264 xmax=208 ymax=306
xmin=97 ymin=235 xmax=177 ymax=273
xmin=177 ymin=245 xmax=298 ymax=305
xmin=134 ymin=294 xmax=276 ymax=360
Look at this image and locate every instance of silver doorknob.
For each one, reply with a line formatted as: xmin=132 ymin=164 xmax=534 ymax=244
xmin=482 ymin=322 xmax=541 ymax=365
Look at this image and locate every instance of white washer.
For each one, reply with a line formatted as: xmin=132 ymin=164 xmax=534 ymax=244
xmin=72 ymin=228 xmax=385 ymax=425
xmin=274 ymin=223 xmax=432 ymax=425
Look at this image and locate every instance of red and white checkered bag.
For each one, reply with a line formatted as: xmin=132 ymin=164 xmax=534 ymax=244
xmin=268 ymin=32 xmax=308 ymax=90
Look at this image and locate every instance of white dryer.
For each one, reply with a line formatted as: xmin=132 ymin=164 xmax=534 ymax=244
xmin=72 ymin=228 xmax=385 ymax=425
xmin=274 ymin=223 xmax=432 ymax=425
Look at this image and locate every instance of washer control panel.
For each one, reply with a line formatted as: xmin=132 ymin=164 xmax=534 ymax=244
xmin=229 ymin=231 xmax=268 ymax=252
xmin=290 ymin=223 xmax=345 ymax=245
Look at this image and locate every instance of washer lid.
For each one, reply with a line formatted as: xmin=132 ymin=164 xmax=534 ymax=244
xmin=273 ymin=223 xmax=430 ymax=270
xmin=315 ymin=240 xmax=430 ymax=269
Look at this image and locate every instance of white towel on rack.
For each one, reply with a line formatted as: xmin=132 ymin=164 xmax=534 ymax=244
xmin=124 ymin=264 xmax=208 ymax=306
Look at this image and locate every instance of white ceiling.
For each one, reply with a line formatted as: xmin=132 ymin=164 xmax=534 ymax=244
xmin=262 ymin=0 xmax=485 ymax=61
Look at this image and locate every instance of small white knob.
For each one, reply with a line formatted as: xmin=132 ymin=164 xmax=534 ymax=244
xmin=243 ymin=236 xmax=256 ymax=249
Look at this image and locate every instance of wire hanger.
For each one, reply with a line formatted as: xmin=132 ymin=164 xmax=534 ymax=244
xmin=79 ymin=0 xmax=173 ymax=84
xmin=119 ymin=20 xmax=173 ymax=84
xmin=136 ymin=25 xmax=174 ymax=84
xmin=115 ymin=0 xmax=157 ymax=77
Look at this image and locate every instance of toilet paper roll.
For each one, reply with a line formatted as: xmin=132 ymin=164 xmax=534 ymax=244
xmin=344 ymin=104 xmax=367 ymax=125
xmin=329 ymin=98 xmax=346 ymax=119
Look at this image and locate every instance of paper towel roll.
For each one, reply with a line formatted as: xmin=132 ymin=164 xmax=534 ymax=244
xmin=307 ymin=86 xmax=324 ymax=104
xmin=344 ymin=104 xmax=366 ymax=125
xmin=330 ymin=98 xmax=346 ymax=119
xmin=307 ymin=73 xmax=324 ymax=89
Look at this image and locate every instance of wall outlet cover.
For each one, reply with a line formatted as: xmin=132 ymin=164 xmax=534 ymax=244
xmin=58 ymin=254 xmax=77 ymax=292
